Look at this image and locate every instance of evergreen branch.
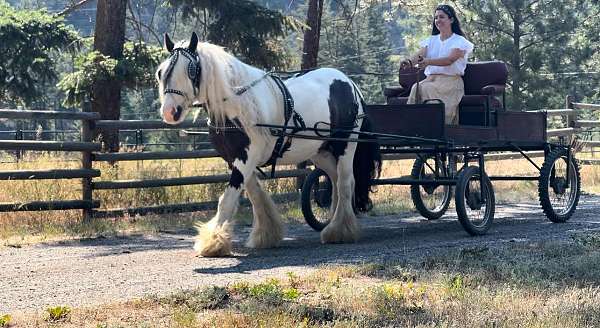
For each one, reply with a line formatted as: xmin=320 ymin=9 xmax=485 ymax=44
xmin=519 ymin=29 xmax=570 ymax=52
xmin=55 ymin=0 xmax=93 ymax=17
xmin=126 ymin=0 xmax=144 ymax=42
xmin=499 ymin=0 xmax=515 ymax=21
xmin=471 ymin=20 xmax=513 ymax=38
xmin=125 ymin=16 xmax=162 ymax=44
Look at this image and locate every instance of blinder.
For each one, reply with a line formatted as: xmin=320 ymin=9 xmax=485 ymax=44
xmin=163 ymin=47 xmax=202 ymax=100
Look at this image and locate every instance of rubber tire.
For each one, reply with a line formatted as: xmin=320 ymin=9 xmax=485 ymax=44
xmin=410 ymin=157 xmax=452 ymax=220
xmin=455 ymin=165 xmax=495 ymax=236
xmin=538 ymin=148 xmax=581 ymax=223
xmin=301 ymin=168 xmax=332 ymax=231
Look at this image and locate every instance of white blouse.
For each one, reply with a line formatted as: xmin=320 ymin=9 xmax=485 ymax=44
xmin=419 ymin=33 xmax=474 ymax=76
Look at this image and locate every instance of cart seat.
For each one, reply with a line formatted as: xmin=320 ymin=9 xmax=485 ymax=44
xmin=384 ymin=61 xmax=508 ymax=126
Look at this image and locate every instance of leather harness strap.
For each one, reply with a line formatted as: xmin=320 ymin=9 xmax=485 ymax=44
xmin=264 ymin=74 xmax=305 ymax=178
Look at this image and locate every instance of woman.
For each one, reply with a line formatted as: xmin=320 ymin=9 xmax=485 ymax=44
xmin=401 ymin=4 xmax=473 ymax=125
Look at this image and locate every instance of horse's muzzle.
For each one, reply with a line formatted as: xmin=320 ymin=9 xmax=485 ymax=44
xmin=163 ymin=105 xmax=183 ymax=123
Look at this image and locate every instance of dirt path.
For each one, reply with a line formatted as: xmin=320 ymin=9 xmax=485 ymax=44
xmin=2 ymin=195 xmax=600 ymax=314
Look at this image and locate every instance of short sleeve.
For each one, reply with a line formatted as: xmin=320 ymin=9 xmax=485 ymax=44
xmin=419 ymin=36 xmax=431 ymax=48
xmin=452 ymin=36 xmax=474 ymax=55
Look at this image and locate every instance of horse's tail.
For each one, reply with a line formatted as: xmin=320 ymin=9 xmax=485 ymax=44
xmin=353 ymin=107 xmax=382 ymax=213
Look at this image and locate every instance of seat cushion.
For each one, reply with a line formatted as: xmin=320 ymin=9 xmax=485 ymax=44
xmin=387 ymin=97 xmax=409 ymax=106
xmin=384 ymin=86 xmax=406 ymax=97
xmin=463 ymin=61 xmax=508 ymax=95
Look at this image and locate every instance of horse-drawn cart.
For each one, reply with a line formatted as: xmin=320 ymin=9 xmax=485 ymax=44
xmin=297 ymin=102 xmax=580 ymax=236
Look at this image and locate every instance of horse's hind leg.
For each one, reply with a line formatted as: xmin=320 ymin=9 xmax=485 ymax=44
xmin=245 ymin=172 xmax=284 ymax=249
xmin=320 ymin=145 xmax=360 ymax=244
xmin=194 ymin=159 xmax=250 ymax=257
xmin=311 ymin=151 xmax=339 ymax=219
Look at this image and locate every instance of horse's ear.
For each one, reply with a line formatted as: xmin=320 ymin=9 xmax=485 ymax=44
xmin=189 ymin=32 xmax=198 ymax=52
xmin=164 ymin=33 xmax=174 ymax=53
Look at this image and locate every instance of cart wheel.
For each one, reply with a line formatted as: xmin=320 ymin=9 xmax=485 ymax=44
xmin=301 ymin=168 xmax=333 ymax=231
xmin=455 ymin=165 xmax=495 ymax=235
xmin=538 ymin=148 xmax=581 ymax=223
xmin=410 ymin=156 xmax=452 ymax=220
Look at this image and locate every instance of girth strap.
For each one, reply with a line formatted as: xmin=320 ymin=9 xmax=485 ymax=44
xmin=264 ymin=74 xmax=305 ymax=178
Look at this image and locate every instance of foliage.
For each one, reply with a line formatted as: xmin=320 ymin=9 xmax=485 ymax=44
xmin=0 ymin=314 xmax=10 ymax=327
xmin=0 ymin=0 xmax=79 ymax=106
xmin=58 ymin=41 xmax=165 ymax=106
xmin=167 ymin=0 xmax=302 ymax=68
xmin=461 ymin=0 xmax=598 ymax=110
xmin=399 ymin=0 xmax=600 ymax=110
xmin=318 ymin=0 xmax=400 ymax=104
xmin=45 ymin=305 xmax=71 ymax=322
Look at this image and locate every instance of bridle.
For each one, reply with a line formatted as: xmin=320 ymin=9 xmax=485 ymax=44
xmin=162 ymin=47 xmax=201 ymax=101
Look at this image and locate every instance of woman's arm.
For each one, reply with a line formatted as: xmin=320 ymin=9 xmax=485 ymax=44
xmin=419 ymin=48 xmax=466 ymax=67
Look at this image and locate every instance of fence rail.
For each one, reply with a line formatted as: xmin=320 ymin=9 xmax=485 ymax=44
xmin=1 ymin=96 xmax=599 ymax=219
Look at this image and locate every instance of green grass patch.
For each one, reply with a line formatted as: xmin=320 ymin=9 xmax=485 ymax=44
xmin=45 ymin=305 xmax=71 ymax=322
xmin=0 ymin=314 xmax=11 ymax=327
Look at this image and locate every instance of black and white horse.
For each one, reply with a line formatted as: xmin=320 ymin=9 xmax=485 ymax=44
xmin=156 ymin=33 xmax=381 ymax=257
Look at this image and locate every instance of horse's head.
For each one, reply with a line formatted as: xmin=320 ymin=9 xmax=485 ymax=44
xmin=156 ymin=32 xmax=201 ymax=124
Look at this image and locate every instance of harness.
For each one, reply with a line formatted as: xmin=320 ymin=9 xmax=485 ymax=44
xmin=228 ymin=73 xmax=305 ymax=177
xmin=263 ymin=74 xmax=305 ymax=177
xmin=163 ymin=47 xmax=201 ymax=100
xmin=161 ymin=47 xmax=305 ymax=178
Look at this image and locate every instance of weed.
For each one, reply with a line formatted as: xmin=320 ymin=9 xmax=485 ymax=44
xmin=289 ymin=304 xmax=336 ymax=324
xmin=282 ymin=287 xmax=300 ymax=301
xmin=0 ymin=314 xmax=10 ymax=327
xmin=372 ymin=282 xmax=426 ymax=319
xmin=45 ymin=305 xmax=71 ymax=322
xmin=574 ymin=233 xmax=600 ymax=249
xmin=248 ymin=279 xmax=285 ymax=304
xmin=446 ymin=274 xmax=467 ymax=299
xmin=286 ymin=271 xmax=300 ymax=288
xmin=172 ymin=307 xmax=197 ymax=327
xmin=164 ymin=286 xmax=229 ymax=311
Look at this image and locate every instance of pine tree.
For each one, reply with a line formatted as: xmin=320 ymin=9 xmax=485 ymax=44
xmin=462 ymin=0 xmax=594 ymax=110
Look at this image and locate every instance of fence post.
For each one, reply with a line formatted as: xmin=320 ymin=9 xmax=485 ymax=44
xmin=15 ymin=129 xmax=23 ymax=162
xmin=81 ymin=117 xmax=94 ymax=221
xmin=565 ymin=95 xmax=575 ymax=144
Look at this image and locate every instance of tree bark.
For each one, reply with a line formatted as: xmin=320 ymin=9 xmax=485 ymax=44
xmin=91 ymin=0 xmax=127 ymax=152
xmin=511 ymin=7 xmax=522 ymax=111
xmin=301 ymin=0 xmax=324 ymax=70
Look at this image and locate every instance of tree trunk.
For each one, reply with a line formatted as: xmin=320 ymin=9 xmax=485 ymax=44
xmin=91 ymin=0 xmax=127 ymax=152
xmin=301 ymin=0 xmax=324 ymax=70
xmin=298 ymin=0 xmax=324 ymax=188
xmin=511 ymin=8 xmax=522 ymax=111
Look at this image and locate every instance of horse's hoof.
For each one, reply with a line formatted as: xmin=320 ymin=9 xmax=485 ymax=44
xmin=246 ymin=223 xmax=283 ymax=249
xmin=320 ymin=222 xmax=360 ymax=244
xmin=246 ymin=233 xmax=281 ymax=249
xmin=194 ymin=239 xmax=232 ymax=257
xmin=194 ymin=223 xmax=232 ymax=257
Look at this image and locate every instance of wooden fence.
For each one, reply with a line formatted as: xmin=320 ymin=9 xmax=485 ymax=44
xmin=1 ymin=96 xmax=599 ymax=219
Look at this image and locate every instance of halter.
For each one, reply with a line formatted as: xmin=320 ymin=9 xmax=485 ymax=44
xmin=163 ymin=47 xmax=202 ymax=100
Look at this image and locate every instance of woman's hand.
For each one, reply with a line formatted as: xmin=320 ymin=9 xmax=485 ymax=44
xmin=400 ymin=58 xmax=413 ymax=69
xmin=416 ymin=56 xmax=429 ymax=69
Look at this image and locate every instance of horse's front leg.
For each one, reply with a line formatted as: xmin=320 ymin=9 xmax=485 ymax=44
xmin=194 ymin=159 xmax=250 ymax=257
xmin=244 ymin=172 xmax=284 ymax=249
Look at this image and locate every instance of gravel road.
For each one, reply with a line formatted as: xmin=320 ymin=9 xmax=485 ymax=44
xmin=2 ymin=195 xmax=600 ymax=314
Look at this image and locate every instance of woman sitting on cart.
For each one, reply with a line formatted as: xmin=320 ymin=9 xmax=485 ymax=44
xmin=401 ymin=4 xmax=473 ymax=125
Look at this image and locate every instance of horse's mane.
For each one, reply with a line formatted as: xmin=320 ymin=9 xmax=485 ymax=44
xmin=193 ymin=42 xmax=269 ymax=132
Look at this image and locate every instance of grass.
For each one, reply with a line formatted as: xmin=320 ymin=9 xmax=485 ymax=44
xmin=1 ymin=152 xmax=599 ymax=244
xmin=7 ymin=234 xmax=600 ymax=327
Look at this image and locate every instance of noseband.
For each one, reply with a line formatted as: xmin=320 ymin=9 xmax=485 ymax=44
xmin=163 ymin=47 xmax=201 ymax=100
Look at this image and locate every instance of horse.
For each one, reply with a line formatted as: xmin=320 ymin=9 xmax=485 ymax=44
xmin=156 ymin=32 xmax=381 ymax=257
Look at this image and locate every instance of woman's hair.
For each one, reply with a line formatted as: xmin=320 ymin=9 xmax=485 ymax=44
xmin=431 ymin=4 xmax=465 ymax=36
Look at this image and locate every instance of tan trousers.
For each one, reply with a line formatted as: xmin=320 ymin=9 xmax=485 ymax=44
xmin=407 ymin=74 xmax=464 ymax=125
